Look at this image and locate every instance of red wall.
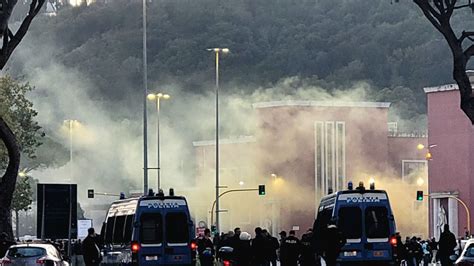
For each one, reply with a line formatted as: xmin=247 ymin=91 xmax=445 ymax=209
xmin=427 ymin=88 xmax=474 ymax=235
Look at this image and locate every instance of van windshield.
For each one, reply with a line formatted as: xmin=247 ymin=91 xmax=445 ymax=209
xmin=166 ymin=212 xmax=189 ymax=244
xmin=338 ymin=207 xmax=362 ymax=239
xmin=140 ymin=213 xmax=163 ymax=244
xmin=365 ymin=206 xmax=390 ymax=238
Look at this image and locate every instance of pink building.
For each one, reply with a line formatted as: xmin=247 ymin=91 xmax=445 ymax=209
xmin=425 ymin=72 xmax=474 ymax=239
xmin=193 ymin=100 xmax=428 ymax=236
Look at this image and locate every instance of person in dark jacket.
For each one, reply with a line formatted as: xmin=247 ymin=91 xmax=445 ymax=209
xmin=299 ymin=228 xmax=315 ymax=266
xmin=234 ymin=231 xmax=252 ymax=266
xmin=197 ymin=229 xmax=215 ymax=266
xmin=262 ymin=229 xmax=279 ymax=266
xmin=394 ymin=233 xmax=407 ymax=265
xmin=430 ymin=237 xmax=439 ymax=264
xmin=0 ymin=232 xmax=15 ymax=258
xmin=322 ymin=224 xmax=346 ymax=266
xmin=229 ymin=227 xmax=241 ymax=249
xmin=82 ymin=228 xmax=102 ymax=266
xmin=251 ymin=227 xmax=269 ymax=266
xmin=438 ymin=224 xmax=457 ymax=266
xmin=279 ymin=230 xmax=300 ymax=266
xmin=406 ymin=237 xmax=422 ymax=266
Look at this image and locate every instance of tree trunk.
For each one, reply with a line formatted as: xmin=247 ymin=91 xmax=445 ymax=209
xmin=0 ymin=116 xmax=20 ymax=240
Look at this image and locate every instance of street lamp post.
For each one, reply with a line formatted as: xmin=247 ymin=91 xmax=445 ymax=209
xmin=64 ymin=119 xmax=78 ymax=182
xmin=207 ymin=47 xmax=229 ymax=234
xmin=142 ymin=0 xmax=149 ymax=195
xmin=147 ymin=92 xmax=170 ymax=190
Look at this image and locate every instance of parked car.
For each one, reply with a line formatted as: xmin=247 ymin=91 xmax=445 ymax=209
xmin=0 ymin=243 xmax=69 ymax=266
xmin=454 ymin=239 xmax=474 ymax=266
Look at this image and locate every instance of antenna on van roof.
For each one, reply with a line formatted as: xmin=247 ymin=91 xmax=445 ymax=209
xmin=169 ymin=188 xmax=175 ymax=196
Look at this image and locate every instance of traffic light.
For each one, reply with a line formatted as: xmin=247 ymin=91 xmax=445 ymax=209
xmin=88 ymin=189 xmax=94 ymax=198
xmin=416 ymin=191 xmax=424 ymax=201
xmin=211 ymin=225 xmax=217 ymax=235
xmin=258 ymin=185 xmax=266 ymax=196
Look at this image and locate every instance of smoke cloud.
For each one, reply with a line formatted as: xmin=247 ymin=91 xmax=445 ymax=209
xmin=5 ymin=22 xmax=428 ymax=237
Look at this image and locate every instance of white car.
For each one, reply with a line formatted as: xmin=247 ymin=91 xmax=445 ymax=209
xmin=0 ymin=243 xmax=70 ymax=266
xmin=454 ymin=239 xmax=474 ymax=266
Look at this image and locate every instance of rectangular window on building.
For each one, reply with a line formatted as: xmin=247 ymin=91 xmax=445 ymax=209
xmin=402 ymin=160 xmax=427 ymax=184
xmin=326 ymin=122 xmax=335 ymax=193
xmin=336 ymin=122 xmax=346 ymax=191
xmin=315 ymin=122 xmax=324 ymax=201
xmin=315 ymin=121 xmax=346 ymax=203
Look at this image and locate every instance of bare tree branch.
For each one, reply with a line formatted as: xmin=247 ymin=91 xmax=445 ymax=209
xmin=0 ymin=0 xmax=46 ymax=69
xmin=459 ymin=31 xmax=474 ymax=43
xmin=414 ymin=1 xmax=444 ymax=31
xmin=465 ymin=44 xmax=474 ymax=58
xmin=414 ymin=0 xmax=474 ymax=122
xmin=415 ymin=0 xmax=444 ymax=20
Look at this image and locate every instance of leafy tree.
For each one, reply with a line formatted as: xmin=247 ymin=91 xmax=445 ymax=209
xmin=0 ymin=76 xmax=44 ymax=169
xmin=0 ymin=75 xmax=44 ymax=238
xmin=0 ymin=0 xmax=47 ymax=238
xmin=412 ymin=0 xmax=474 ymax=122
xmin=11 ymin=174 xmax=32 ymax=239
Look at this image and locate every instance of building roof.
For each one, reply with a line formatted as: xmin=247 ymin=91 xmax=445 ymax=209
xmin=424 ymin=84 xmax=458 ymax=94
xmin=193 ymin=136 xmax=256 ymax=147
xmin=252 ymin=100 xmax=391 ymax=109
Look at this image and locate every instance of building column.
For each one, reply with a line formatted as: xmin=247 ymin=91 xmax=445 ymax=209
xmin=433 ymin=198 xmax=440 ymax=240
xmin=448 ymin=198 xmax=459 ymax=237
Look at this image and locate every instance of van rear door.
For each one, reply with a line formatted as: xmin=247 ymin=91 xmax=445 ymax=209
xmin=138 ymin=212 xmax=164 ymax=265
xmin=163 ymin=212 xmax=192 ymax=264
xmin=364 ymin=205 xmax=393 ymax=260
xmin=338 ymin=205 xmax=364 ymax=260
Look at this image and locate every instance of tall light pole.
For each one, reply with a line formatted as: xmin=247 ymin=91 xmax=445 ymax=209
xmin=147 ymin=92 xmax=170 ymax=190
xmin=64 ymin=119 xmax=78 ymax=182
xmin=207 ymin=47 xmax=229 ymax=234
xmin=142 ymin=0 xmax=149 ymax=194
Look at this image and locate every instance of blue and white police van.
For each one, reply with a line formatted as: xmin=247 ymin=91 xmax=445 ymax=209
xmin=314 ymin=182 xmax=397 ymax=266
xmin=99 ymin=189 xmax=196 ymax=266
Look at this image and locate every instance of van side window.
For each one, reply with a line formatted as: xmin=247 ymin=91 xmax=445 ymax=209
xmin=166 ymin=212 xmax=189 ymax=244
xmin=105 ymin=217 xmax=115 ymax=244
xmin=141 ymin=213 xmax=163 ymax=244
xmin=365 ymin=206 xmax=389 ymax=238
xmin=113 ymin=216 xmax=126 ymax=244
xmin=123 ymin=215 xmax=134 ymax=243
xmin=315 ymin=207 xmax=333 ymax=231
xmin=338 ymin=207 xmax=362 ymax=239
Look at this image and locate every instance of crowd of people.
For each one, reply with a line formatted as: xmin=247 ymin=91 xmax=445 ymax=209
xmin=0 ymin=224 xmax=464 ymax=266
xmin=195 ymin=223 xmax=347 ymax=266
xmin=395 ymin=225 xmax=459 ymax=266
